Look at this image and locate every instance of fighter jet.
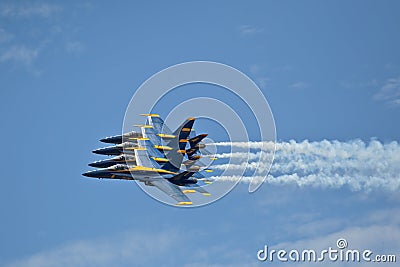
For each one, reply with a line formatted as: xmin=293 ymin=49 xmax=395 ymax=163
xmin=82 ymin=162 xmax=178 ymax=180
xmin=83 ymin=147 xmax=205 ymax=205
xmin=98 ymin=114 xmax=173 ymax=146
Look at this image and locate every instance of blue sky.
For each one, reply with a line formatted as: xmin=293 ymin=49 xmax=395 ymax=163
xmin=1 ymin=1 xmax=400 ymax=266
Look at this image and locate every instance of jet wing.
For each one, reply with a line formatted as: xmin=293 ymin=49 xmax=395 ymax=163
xmin=134 ymin=148 xmax=157 ymax=168
xmin=151 ymin=179 xmax=193 ymax=205
xmin=147 ymin=115 xmax=172 ymax=135
xmin=141 ymin=126 xmax=163 ymax=148
xmin=139 ymin=114 xmax=173 ymax=135
xmin=137 ymin=138 xmax=166 ymax=160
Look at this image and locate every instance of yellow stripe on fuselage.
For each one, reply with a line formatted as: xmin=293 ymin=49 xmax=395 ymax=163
xmin=128 ymin=166 xmax=176 ymax=174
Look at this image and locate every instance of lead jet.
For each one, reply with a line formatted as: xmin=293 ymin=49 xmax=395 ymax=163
xmin=98 ymin=114 xmax=174 ymax=146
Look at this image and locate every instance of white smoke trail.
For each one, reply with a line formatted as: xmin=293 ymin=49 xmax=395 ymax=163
xmin=211 ymin=140 xmax=400 ymax=191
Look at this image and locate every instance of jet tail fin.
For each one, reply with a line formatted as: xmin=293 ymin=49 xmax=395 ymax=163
xmin=163 ymin=118 xmax=196 ymax=170
xmin=171 ymin=118 xmax=195 ymax=139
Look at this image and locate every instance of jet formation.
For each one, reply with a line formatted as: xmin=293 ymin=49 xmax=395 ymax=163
xmin=82 ymin=114 xmax=216 ymax=205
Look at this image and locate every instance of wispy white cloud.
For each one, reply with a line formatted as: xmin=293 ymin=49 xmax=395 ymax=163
xmin=248 ymin=64 xmax=260 ymax=74
xmin=238 ymin=25 xmax=263 ymax=35
xmin=212 ymin=140 xmax=400 ymax=191
xmin=273 ymin=65 xmax=293 ymax=72
xmin=3 ymin=228 xmax=257 ymax=267
xmin=0 ymin=2 xmax=59 ymax=70
xmin=384 ymin=63 xmax=399 ymax=70
xmin=256 ymin=77 xmax=270 ymax=89
xmin=290 ymin=81 xmax=310 ymax=89
xmin=340 ymin=79 xmax=378 ymax=89
xmin=270 ymin=225 xmax=400 ymax=266
xmin=65 ymin=40 xmax=84 ymax=54
xmin=0 ymin=2 xmax=62 ymax=18
xmin=268 ymin=207 xmax=400 ymax=267
xmin=5 ymin=231 xmax=178 ymax=267
xmin=0 ymin=2 xmax=87 ymax=72
xmin=0 ymin=28 xmax=13 ymax=43
xmin=0 ymin=45 xmax=39 ymax=66
xmin=247 ymin=64 xmax=270 ymax=89
xmin=373 ymin=77 xmax=400 ymax=107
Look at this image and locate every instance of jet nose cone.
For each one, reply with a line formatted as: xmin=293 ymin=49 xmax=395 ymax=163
xmin=92 ymin=148 xmax=106 ymax=155
xmin=83 ymin=169 xmax=105 ymax=177
xmin=88 ymin=162 xmax=98 ymax=167
xmin=82 ymin=171 xmax=93 ymax=177
xmin=92 ymin=149 xmax=101 ymax=154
